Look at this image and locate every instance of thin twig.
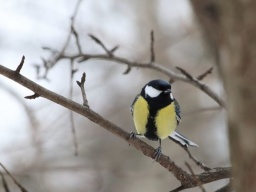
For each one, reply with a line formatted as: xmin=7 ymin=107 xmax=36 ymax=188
xmin=176 ymin=67 xmax=194 ymax=80
xmin=197 ymin=67 xmax=213 ymax=80
xmin=123 ymin=65 xmax=131 ymax=75
xmin=183 ymin=106 xmax=221 ymax=115
xmin=183 ymin=146 xmax=211 ymax=171
xmin=36 ymin=0 xmax=83 ymax=79
xmin=71 ymin=25 xmax=82 ymax=54
xmin=76 ymin=72 xmax=89 ymax=108
xmin=150 ymin=30 xmax=155 ymax=63
xmin=69 ymin=60 xmax=79 ymax=156
xmin=15 ymin=56 xmax=25 ymax=73
xmin=110 ymin=45 xmax=119 ymax=54
xmin=33 ymin=64 xmax=40 ymax=77
xmin=170 ymin=137 xmax=211 ymax=171
xmin=24 ymin=93 xmax=40 ymax=99
xmin=0 ymin=162 xmax=28 ymax=192
xmin=88 ymin=34 xmax=113 ymax=57
xmin=0 ymin=171 xmax=10 ymax=192
xmin=185 ymin=162 xmax=206 ymax=192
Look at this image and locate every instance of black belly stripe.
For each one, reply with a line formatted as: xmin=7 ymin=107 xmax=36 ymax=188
xmin=142 ymin=92 xmax=173 ymax=141
xmin=145 ymin=115 xmax=158 ymax=141
xmin=144 ymin=106 xmax=159 ymax=141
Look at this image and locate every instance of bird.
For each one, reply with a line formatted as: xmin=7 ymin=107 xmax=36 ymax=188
xmin=130 ymin=79 xmax=198 ymax=161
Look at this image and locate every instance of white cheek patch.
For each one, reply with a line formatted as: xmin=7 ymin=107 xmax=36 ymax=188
xmin=145 ymin=85 xmax=161 ymax=98
xmin=170 ymin=93 xmax=174 ymax=100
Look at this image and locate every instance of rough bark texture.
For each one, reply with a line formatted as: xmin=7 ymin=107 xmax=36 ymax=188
xmin=190 ymin=0 xmax=256 ymax=191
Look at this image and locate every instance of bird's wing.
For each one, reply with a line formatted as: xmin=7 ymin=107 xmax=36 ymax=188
xmin=174 ymin=99 xmax=181 ymax=125
xmin=169 ymin=131 xmax=198 ymax=147
xmin=130 ymin=94 xmax=140 ymax=116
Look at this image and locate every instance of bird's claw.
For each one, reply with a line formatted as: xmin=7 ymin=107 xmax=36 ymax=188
xmin=153 ymin=146 xmax=162 ymax=162
xmin=129 ymin=132 xmax=136 ymax=139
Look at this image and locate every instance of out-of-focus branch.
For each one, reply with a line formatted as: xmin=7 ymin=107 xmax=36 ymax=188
xmin=78 ymin=34 xmax=225 ymax=108
xmin=36 ymin=0 xmax=83 ymax=79
xmin=0 ymin=162 xmax=28 ymax=192
xmin=36 ymin=0 xmax=83 ymax=155
xmin=150 ymin=30 xmax=155 ymax=63
xmin=170 ymin=137 xmax=211 ymax=171
xmin=0 ymin=60 xmax=230 ymax=191
xmin=38 ymin=22 xmax=225 ymax=108
xmin=0 ymin=171 xmax=10 ymax=192
xmin=69 ymin=59 xmax=79 ymax=156
xmin=197 ymin=67 xmax=213 ymax=80
xmin=88 ymin=34 xmax=115 ymax=57
xmin=38 ymin=48 xmax=226 ymax=107
xmin=185 ymin=162 xmax=206 ymax=192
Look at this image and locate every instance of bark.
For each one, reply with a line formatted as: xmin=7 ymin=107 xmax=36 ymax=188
xmin=190 ymin=0 xmax=256 ymax=191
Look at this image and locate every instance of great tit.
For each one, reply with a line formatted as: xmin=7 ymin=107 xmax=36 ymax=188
xmin=130 ymin=79 xmax=198 ymax=160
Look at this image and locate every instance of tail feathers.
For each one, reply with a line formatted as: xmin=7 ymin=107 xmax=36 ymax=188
xmin=169 ymin=131 xmax=198 ymax=147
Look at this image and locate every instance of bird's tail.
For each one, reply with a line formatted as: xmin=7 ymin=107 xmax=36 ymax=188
xmin=168 ymin=131 xmax=198 ymax=147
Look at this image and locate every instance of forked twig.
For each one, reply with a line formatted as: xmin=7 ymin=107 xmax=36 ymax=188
xmin=76 ymin=72 xmax=89 ymax=108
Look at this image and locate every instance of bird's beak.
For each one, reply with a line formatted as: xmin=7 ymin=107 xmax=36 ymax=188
xmin=164 ymin=89 xmax=172 ymax=94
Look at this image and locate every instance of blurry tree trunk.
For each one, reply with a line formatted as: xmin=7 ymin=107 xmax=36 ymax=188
xmin=190 ymin=0 xmax=256 ymax=191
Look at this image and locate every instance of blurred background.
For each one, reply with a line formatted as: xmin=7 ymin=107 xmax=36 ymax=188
xmin=0 ymin=0 xmax=229 ymax=191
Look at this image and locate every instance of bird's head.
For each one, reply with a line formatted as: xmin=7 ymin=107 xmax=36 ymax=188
xmin=141 ymin=79 xmax=174 ymax=101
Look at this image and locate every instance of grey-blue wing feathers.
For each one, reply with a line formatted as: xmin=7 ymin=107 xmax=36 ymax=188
xmin=170 ymin=99 xmax=198 ymax=147
xmin=174 ymin=99 xmax=181 ymax=125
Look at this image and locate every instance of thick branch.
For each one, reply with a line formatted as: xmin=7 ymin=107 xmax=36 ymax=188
xmin=0 ymin=63 xmax=230 ymax=190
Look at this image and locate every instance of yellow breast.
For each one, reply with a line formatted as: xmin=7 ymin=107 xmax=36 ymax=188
xmin=132 ymin=96 xmax=149 ymax=135
xmin=155 ymin=103 xmax=177 ymax=139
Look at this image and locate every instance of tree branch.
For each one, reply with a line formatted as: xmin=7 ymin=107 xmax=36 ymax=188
xmin=38 ymin=28 xmax=225 ymax=108
xmin=73 ymin=52 xmax=225 ymax=108
xmin=150 ymin=30 xmax=155 ymax=63
xmin=0 ymin=162 xmax=28 ymax=192
xmin=185 ymin=162 xmax=206 ymax=192
xmin=0 ymin=60 xmax=230 ymax=191
xmin=69 ymin=59 xmax=79 ymax=156
xmin=15 ymin=55 xmax=25 ymax=73
xmin=36 ymin=0 xmax=83 ymax=79
xmin=197 ymin=67 xmax=213 ymax=80
xmin=0 ymin=171 xmax=10 ymax=192
xmin=170 ymin=137 xmax=211 ymax=171
xmin=76 ymin=72 xmax=89 ymax=108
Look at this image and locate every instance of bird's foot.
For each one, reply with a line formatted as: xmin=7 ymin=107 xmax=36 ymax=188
xmin=129 ymin=132 xmax=137 ymax=139
xmin=153 ymin=146 xmax=162 ymax=162
xmin=128 ymin=132 xmax=136 ymax=146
